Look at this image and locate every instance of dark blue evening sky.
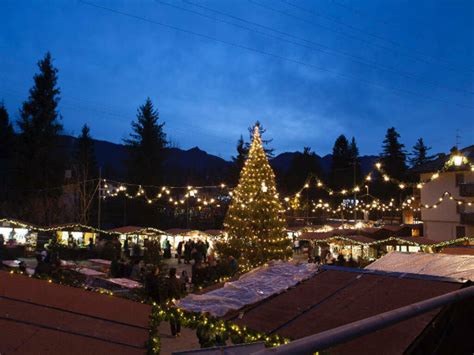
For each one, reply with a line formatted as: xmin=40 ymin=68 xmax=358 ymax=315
xmin=1 ymin=0 xmax=473 ymax=159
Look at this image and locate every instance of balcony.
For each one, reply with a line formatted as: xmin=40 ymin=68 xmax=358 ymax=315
xmin=460 ymin=212 xmax=474 ymax=225
xmin=459 ymin=183 xmax=474 ymax=197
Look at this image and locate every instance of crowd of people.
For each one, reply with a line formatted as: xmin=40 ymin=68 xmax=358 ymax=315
xmin=176 ymin=239 xmax=209 ymax=264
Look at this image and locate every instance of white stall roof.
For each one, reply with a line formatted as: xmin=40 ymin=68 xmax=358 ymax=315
xmin=366 ymin=251 xmax=474 ymax=281
xmin=177 ymin=261 xmax=318 ymax=317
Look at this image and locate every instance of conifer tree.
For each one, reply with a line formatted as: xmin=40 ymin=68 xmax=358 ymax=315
xmin=245 ymin=121 xmax=274 ymax=158
xmin=0 ymin=103 xmax=15 ymax=206
xmin=125 ymin=98 xmax=167 ymax=185
xmin=16 ymin=52 xmax=65 ymax=223
xmin=17 ymin=52 xmax=64 ymax=191
xmin=409 ymin=138 xmax=432 ymax=167
xmin=380 ymin=127 xmax=407 ymax=180
xmin=222 ymin=125 xmax=291 ymax=270
xmin=0 ymin=102 xmax=14 ymax=166
xmin=73 ymin=125 xmax=98 ymax=224
xmin=349 ymin=137 xmax=362 ymax=185
xmin=230 ymin=135 xmax=248 ymax=184
xmin=286 ymin=147 xmax=323 ymax=193
xmin=0 ymin=103 xmax=14 ymax=153
xmin=330 ymin=135 xmax=353 ymax=190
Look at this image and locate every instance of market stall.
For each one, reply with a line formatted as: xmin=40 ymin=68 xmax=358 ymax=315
xmin=164 ymin=228 xmax=219 ymax=250
xmin=109 ymin=226 xmax=166 ymax=247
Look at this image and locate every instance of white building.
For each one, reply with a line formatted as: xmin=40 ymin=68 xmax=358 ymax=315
xmin=417 ymin=146 xmax=474 ymax=241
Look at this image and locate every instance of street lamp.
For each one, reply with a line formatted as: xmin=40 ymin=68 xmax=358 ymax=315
xmin=453 ymin=154 xmax=464 ymax=167
xmin=450 ymin=147 xmax=465 ymax=167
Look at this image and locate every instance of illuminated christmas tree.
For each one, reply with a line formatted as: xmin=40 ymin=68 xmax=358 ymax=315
xmin=222 ymin=125 xmax=292 ymax=270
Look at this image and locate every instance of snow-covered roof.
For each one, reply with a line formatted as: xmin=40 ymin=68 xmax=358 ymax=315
xmin=366 ymin=251 xmax=474 ymax=280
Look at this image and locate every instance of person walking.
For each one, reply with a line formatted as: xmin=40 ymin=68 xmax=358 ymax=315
xmin=163 ymin=239 xmax=172 ymax=259
xmin=184 ymin=240 xmax=191 ymax=264
xmin=177 ymin=240 xmax=184 ymax=264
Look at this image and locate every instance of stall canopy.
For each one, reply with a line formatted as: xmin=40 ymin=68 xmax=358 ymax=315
xmin=0 ymin=218 xmax=120 ymax=236
xmin=109 ymin=226 xmax=166 ymax=236
xmin=366 ymin=251 xmax=474 ymax=280
xmin=177 ymin=261 xmax=318 ymax=317
xmin=203 ymin=229 xmax=224 ymax=237
xmin=109 ymin=226 xmax=144 ymax=234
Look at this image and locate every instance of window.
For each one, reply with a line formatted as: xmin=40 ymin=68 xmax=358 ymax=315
xmin=456 ymin=226 xmax=465 ymax=238
xmin=455 ymin=173 xmax=464 ymax=187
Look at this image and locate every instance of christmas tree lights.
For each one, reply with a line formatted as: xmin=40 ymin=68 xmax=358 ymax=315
xmin=221 ymin=125 xmax=292 ymax=269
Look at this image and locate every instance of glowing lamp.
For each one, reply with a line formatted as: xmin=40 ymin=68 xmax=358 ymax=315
xmin=453 ymin=154 xmax=463 ymax=167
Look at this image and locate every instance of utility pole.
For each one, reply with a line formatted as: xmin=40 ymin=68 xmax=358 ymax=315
xmin=97 ymin=167 xmax=102 ymax=229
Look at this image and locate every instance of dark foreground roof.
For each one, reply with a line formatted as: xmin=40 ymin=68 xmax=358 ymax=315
xmin=0 ymin=271 xmax=150 ymax=354
xmin=224 ymin=267 xmax=469 ymax=355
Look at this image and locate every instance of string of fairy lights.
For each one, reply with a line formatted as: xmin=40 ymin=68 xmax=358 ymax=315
xmin=101 ymin=179 xmax=229 ymax=208
xmin=282 ymin=153 xmax=473 ymax=212
xmin=98 ymin=152 xmax=473 ymax=214
xmin=284 ymin=189 xmax=473 ymax=216
xmin=285 ymin=157 xmax=473 ymax=202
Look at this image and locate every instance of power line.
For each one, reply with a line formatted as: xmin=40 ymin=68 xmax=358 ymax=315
xmin=172 ymin=0 xmax=474 ymax=96
xmin=249 ymin=0 xmax=474 ymax=77
xmin=281 ymin=0 xmax=474 ymax=74
xmin=330 ymin=0 xmax=396 ymax=28
xmin=79 ymin=0 xmax=474 ymax=110
xmin=0 ymin=87 xmax=237 ymax=145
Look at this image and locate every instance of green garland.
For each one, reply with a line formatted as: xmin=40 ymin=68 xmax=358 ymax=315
xmin=145 ymin=304 xmax=290 ymax=354
xmin=303 ymin=235 xmax=474 ymax=248
xmin=147 ymin=303 xmax=162 ymax=354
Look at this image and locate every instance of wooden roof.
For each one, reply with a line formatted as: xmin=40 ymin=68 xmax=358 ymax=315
xmin=225 ymin=269 xmax=463 ymax=354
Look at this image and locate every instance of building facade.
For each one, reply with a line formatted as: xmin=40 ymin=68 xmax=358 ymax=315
xmin=419 ymin=147 xmax=474 ymax=241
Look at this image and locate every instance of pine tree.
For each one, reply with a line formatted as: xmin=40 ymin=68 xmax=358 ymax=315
xmin=0 ymin=102 xmax=14 ymax=165
xmin=73 ymin=125 xmax=98 ymax=224
xmin=230 ymin=135 xmax=248 ymax=184
xmin=330 ymin=135 xmax=353 ymax=190
xmin=125 ymin=98 xmax=167 ymax=185
xmin=0 ymin=103 xmax=14 ymax=154
xmin=0 ymin=102 xmax=15 ymax=205
xmin=286 ymin=147 xmax=323 ymax=193
xmin=16 ymin=52 xmax=65 ymax=223
xmin=410 ymin=138 xmax=432 ymax=167
xmin=245 ymin=121 xmax=274 ymax=158
xmin=17 ymin=52 xmax=64 ymax=188
xmin=380 ymin=127 xmax=407 ymax=180
xmin=349 ymin=137 xmax=362 ymax=185
xmin=222 ymin=125 xmax=291 ymax=270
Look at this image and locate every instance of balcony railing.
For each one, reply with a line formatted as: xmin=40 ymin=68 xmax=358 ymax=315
xmin=459 ymin=183 xmax=474 ymax=197
xmin=460 ymin=212 xmax=474 ymax=225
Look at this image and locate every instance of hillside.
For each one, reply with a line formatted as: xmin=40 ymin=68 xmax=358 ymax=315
xmin=60 ymin=135 xmax=378 ymax=184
